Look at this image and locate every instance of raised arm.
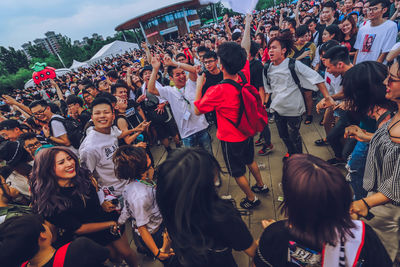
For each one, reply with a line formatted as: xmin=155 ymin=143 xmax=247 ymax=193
xmin=295 ymin=0 xmax=302 ymax=27
xmin=148 ymin=55 xmax=161 ymax=96
xmin=164 ymin=54 xmax=197 ymax=82
xmin=50 ymin=79 xmax=64 ymax=101
xmin=242 ymin=14 xmax=252 ymax=57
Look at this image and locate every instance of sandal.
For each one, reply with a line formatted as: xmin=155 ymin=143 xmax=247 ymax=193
xmin=304 ymin=115 xmax=313 ymax=125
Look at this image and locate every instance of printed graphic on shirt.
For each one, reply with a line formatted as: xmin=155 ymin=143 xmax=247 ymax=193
xmin=361 ymin=34 xmax=376 ymax=52
xmin=104 ymin=144 xmax=118 ymax=159
xmin=288 ymin=240 xmax=321 ymax=266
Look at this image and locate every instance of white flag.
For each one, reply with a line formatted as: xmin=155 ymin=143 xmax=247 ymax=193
xmin=199 ymin=0 xmax=259 ymax=14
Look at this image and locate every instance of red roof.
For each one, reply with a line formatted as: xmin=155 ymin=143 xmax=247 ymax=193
xmin=115 ymin=0 xmax=201 ymax=31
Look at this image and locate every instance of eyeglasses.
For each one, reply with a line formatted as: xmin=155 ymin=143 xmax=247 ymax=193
xmin=25 ymin=141 xmax=41 ymax=149
xmin=32 ymin=107 xmax=47 ymax=116
xmin=368 ymin=7 xmax=382 ymax=12
xmin=204 ymin=59 xmax=216 ymax=65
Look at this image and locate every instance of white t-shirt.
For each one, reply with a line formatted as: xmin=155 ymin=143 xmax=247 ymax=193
xmin=79 ymin=127 xmax=128 ymax=196
xmin=325 ymin=72 xmax=342 ymax=96
xmin=118 ymin=181 xmax=162 ymax=234
xmin=354 ymin=20 xmax=397 ymax=64
xmin=50 ymin=114 xmax=78 ymax=156
xmin=263 ymin=58 xmax=324 ymax=116
xmin=157 ymin=79 xmax=209 ymax=138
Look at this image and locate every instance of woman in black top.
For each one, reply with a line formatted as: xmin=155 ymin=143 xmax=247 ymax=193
xmin=340 ymin=15 xmax=358 ymax=62
xmin=156 ymin=148 xmax=257 ymax=267
xmin=254 ymin=154 xmax=391 ymax=267
xmin=30 ymin=147 xmax=139 ymax=267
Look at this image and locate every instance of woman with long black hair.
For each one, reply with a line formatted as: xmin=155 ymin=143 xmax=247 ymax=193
xmin=30 ymin=146 xmax=138 ymax=267
xmin=156 ymin=148 xmax=257 ymax=267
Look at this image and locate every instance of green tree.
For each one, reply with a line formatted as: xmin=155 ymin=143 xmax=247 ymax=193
xmin=27 ymin=45 xmax=50 ymax=59
xmin=0 ymin=67 xmax=32 ymax=93
xmin=0 ymin=46 xmax=29 ymax=74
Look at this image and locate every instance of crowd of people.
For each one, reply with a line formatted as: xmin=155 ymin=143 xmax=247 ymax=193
xmin=1 ymin=0 xmax=400 ymax=265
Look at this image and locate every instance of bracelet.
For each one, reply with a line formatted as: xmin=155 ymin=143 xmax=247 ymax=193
xmin=155 ymin=249 xmax=161 ymax=258
xmin=361 ymin=198 xmax=371 ymax=210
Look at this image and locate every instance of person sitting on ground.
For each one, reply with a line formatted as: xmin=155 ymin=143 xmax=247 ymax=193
xmin=254 ymin=154 xmax=391 ymax=267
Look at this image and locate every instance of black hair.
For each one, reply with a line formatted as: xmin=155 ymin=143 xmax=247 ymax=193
xmin=66 ymin=95 xmax=84 ymax=107
xmin=18 ymin=132 xmax=37 ymax=146
xmin=250 ymin=41 xmax=261 ymax=58
xmin=96 ymin=92 xmax=117 ymax=104
xmin=203 ymin=51 xmax=218 ymax=60
xmin=323 ymin=45 xmax=351 ymax=64
xmin=0 ymin=214 xmax=46 ymax=267
xmin=106 ymin=70 xmax=118 ymax=79
xmin=175 ymin=53 xmax=186 ymax=60
xmin=270 ymin=25 xmax=280 ymax=32
xmin=29 ymin=99 xmax=48 ymax=110
xmin=282 ymin=154 xmax=355 ymax=249
xmin=110 ymin=83 xmax=128 ymax=95
xmin=295 ymin=24 xmax=310 ymax=38
xmin=343 ymin=61 xmax=396 ymax=116
xmin=113 ymin=146 xmax=148 ymax=181
xmin=306 ymin=17 xmax=318 ymax=25
xmin=216 ymin=42 xmax=247 ymax=75
xmin=325 ymin=24 xmax=343 ymax=42
xmin=156 ymin=148 xmax=240 ymax=266
xmin=85 ymin=82 xmax=95 ymax=90
xmin=284 ymin=18 xmax=297 ymax=29
xmin=319 ymin=39 xmax=340 ymax=54
xmin=232 ymin=31 xmax=242 ymax=41
xmin=322 ymin=1 xmax=337 ymax=11
xmin=197 ymin=46 xmax=209 ymax=55
xmin=268 ymin=31 xmax=294 ymax=57
xmin=369 ymin=0 xmax=389 ymax=8
xmin=90 ymin=97 xmax=114 ymax=111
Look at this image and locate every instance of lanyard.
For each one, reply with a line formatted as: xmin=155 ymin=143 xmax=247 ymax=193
xmin=135 ymin=179 xmax=156 ymax=187
xmin=176 ymin=86 xmax=191 ymax=106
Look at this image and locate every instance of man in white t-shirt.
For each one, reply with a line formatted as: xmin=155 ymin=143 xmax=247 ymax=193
xmin=79 ymin=97 xmax=128 ymax=200
xmin=148 ymin=54 xmax=212 ymax=154
xmin=353 ymin=0 xmax=397 ymax=64
xmin=264 ymin=35 xmax=334 ymax=160
xmin=29 ymin=99 xmax=78 ymax=156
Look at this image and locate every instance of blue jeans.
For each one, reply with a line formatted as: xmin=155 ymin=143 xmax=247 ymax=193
xmin=182 ymin=129 xmax=213 ymax=154
xmin=346 ymin=141 xmax=369 ymax=200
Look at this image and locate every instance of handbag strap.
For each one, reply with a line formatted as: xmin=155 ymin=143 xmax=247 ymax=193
xmin=53 ymin=242 xmax=70 ymax=267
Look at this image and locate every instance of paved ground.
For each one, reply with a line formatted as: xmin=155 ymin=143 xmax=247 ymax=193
xmin=130 ymin=112 xmax=337 ymax=267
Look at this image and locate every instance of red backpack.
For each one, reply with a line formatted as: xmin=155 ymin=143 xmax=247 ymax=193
xmin=220 ymin=72 xmax=268 ymax=137
xmin=21 ymin=243 xmax=70 ymax=267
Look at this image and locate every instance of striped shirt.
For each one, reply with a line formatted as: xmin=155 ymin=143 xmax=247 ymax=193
xmin=363 ymin=119 xmax=400 ymax=205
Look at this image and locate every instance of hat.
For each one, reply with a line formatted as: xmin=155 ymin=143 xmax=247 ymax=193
xmin=139 ymin=65 xmax=153 ymax=78
xmin=0 ymin=119 xmax=21 ymax=131
xmin=0 ymin=141 xmax=26 ymax=166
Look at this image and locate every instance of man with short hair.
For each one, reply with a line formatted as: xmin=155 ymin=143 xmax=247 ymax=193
xmin=86 ymin=83 xmax=99 ymax=98
xmin=194 ymin=14 xmax=269 ymax=209
xmin=317 ymin=1 xmax=339 ymax=45
xmin=148 ymin=54 xmax=212 ymax=154
xmin=353 ymin=0 xmax=397 ymax=64
xmin=0 ymin=119 xmax=26 ymax=141
xmin=18 ymin=132 xmax=43 ymax=158
xmin=29 ymin=100 xmax=78 ymax=155
xmin=66 ymin=95 xmax=91 ymax=127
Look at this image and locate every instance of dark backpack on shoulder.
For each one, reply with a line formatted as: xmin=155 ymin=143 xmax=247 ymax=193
xmin=219 ymin=71 xmax=268 ymax=137
xmin=49 ymin=116 xmax=83 ymax=149
xmin=263 ymin=58 xmax=302 ymax=90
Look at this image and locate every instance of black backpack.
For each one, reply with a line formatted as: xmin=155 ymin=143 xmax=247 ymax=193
xmin=263 ymin=58 xmax=302 ymax=90
xmin=49 ymin=116 xmax=84 ymax=149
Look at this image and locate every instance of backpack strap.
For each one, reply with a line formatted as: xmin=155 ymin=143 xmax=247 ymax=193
xmin=53 ymin=242 xmax=70 ymax=267
xmin=20 ymin=262 xmax=28 ymax=267
xmin=288 ymin=58 xmax=302 ymax=90
xmin=219 ymin=78 xmax=244 ymax=127
xmin=48 ymin=116 xmax=66 ymax=136
xmin=263 ymin=60 xmax=272 ymax=86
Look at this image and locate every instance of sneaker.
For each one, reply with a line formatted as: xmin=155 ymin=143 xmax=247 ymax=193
xmin=255 ymin=138 xmax=265 ymax=146
xmin=327 ymin=158 xmax=346 ymax=166
xmin=251 ymin=184 xmax=270 ymax=194
xmin=314 ymin=139 xmax=328 ymax=146
xmin=258 ymin=144 xmax=274 ymax=155
xmin=240 ymin=197 xmax=261 ymax=209
xmin=282 ymin=153 xmax=291 ymax=162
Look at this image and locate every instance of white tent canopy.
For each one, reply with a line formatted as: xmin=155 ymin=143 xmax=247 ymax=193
xmin=24 ymin=68 xmax=73 ymax=89
xmin=69 ymin=60 xmax=89 ymax=71
xmin=89 ymin=40 xmax=139 ymax=64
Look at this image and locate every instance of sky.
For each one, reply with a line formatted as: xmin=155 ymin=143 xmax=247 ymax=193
xmin=0 ymin=0 xmax=191 ymax=50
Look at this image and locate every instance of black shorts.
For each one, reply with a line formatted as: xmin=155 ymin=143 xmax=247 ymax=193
xmin=221 ymin=137 xmax=254 ymax=178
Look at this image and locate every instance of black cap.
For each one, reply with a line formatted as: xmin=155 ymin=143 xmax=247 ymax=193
xmin=0 ymin=141 xmax=26 ymax=166
xmin=139 ymin=65 xmax=153 ymax=78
